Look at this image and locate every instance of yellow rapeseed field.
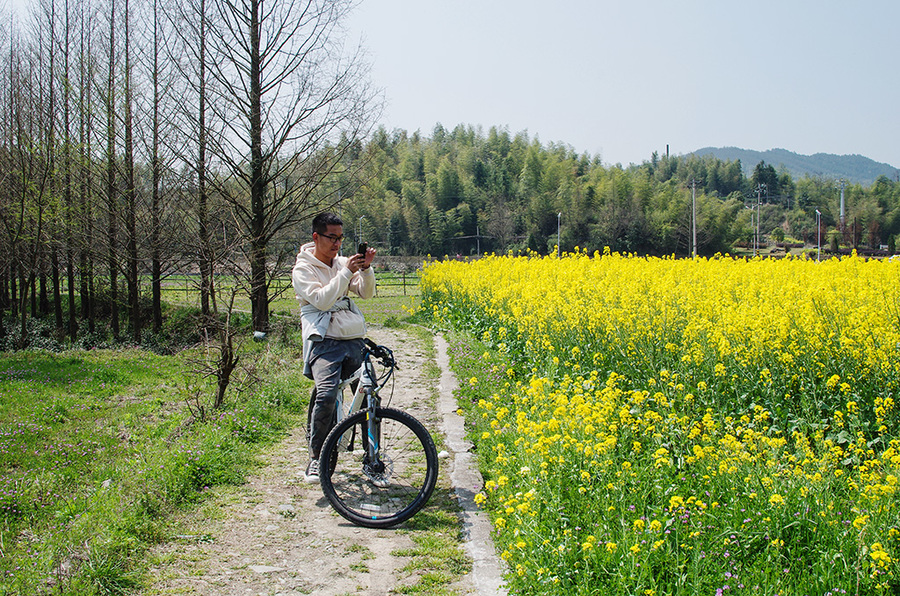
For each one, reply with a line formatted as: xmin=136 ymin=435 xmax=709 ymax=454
xmin=423 ymin=251 xmax=900 ymax=595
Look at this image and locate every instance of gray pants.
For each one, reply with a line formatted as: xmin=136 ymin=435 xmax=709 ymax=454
xmin=308 ymin=337 xmax=365 ymax=459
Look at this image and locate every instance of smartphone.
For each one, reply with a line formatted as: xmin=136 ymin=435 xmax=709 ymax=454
xmin=357 ymin=242 xmax=368 ymax=256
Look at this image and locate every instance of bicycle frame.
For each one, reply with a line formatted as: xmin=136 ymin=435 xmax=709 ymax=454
xmin=334 ymin=340 xmax=396 ymax=456
xmin=317 ymin=338 xmax=437 ymax=527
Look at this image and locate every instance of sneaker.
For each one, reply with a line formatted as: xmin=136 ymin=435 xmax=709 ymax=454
xmin=304 ymin=459 xmax=319 ymax=483
xmin=366 ymin=471 xmax=390 ymax=489
xmin=363 ymin=461 xmax=390 ymax=488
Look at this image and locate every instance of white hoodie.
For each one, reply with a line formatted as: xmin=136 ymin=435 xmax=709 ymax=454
xmin=292 ymin=240 xmax=375 ymax=346
xmin=291 ymin=242 xmax=375 ymax=378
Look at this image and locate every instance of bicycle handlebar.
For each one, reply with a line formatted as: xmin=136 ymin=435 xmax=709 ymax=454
xmin=364 ymin=338 xmax=397 ymax=369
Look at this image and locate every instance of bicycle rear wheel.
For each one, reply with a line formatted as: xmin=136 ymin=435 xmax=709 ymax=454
xmin=318 ymin=407 xmax=438 ymax=528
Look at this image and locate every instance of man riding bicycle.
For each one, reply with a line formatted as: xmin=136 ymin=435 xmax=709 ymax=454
xmin=292 ymin=212 xmax=376 ymax=482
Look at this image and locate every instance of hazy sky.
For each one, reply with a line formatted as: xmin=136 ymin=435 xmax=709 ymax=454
xmin=345 ymin=0 xmax=900 ymax=167
xmin=6 ymin=0 xmax=897 ymax=168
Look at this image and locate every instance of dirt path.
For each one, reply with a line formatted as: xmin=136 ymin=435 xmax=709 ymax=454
xmin=143 ymin=325 xmax=502 ymax=596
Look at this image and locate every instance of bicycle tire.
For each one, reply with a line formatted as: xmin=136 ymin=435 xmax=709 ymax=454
xmin=318 ymin=407 xmax=438 ymax=528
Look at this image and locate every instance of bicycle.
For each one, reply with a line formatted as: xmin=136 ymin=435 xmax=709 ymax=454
xmin=306 ymin=338 xmax=438 ymax=528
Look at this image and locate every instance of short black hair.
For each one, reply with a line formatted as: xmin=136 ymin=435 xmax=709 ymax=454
xmin=312 ymin=212 xmax=343 ymax=235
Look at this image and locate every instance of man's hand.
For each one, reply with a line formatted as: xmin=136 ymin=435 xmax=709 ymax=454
xmin=347 ymin=247 xmax=376 ymax=273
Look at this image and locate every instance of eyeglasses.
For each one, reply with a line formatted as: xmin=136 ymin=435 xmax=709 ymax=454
xmin=318 ymin=233 xmax=344 ymax=244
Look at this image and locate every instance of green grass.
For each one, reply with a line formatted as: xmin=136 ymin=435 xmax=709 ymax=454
xmin=0 ymin=292 xmax=472 ymax=595
xmin=392 ymin=498 xmax=472 ymax=595
xmin=0 ymin=332 xmax=310 ymax=595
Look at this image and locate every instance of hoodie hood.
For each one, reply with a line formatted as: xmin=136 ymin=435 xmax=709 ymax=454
xmin=296 ymin=240 xmax=346 ymax=270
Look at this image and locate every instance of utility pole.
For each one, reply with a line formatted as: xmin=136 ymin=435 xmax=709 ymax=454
xmin=690 ymin=179 xmax=698 ymax=258
xmin=815 ymin=209 xmax=821 ymax=262
xmin=839 ymin=178 xmax=846 ymax=230
xmin=557 ymin=213 xmax=562 ymax=258
xmin=755 ymin=183 xmax=765 ymax=256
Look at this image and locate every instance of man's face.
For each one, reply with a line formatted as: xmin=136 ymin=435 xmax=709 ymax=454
xmin=313 ymin=224 xmax=344 ymax=263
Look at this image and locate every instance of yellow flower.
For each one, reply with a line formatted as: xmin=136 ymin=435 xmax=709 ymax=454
xmin=870 ymin=543 xmax=892 ymax=568
xmin=420 ymin=251 xmax=900 ymax=582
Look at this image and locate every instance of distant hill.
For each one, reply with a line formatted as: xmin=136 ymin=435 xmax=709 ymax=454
xmin=689 ymin=147 xmax=899 ymax=187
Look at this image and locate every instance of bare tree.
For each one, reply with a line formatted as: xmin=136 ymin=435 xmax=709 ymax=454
xmin=147 ymin=0 xmax=166 ymax=333
xmin=4 ymin=24 xmax=54 ymax=348
xmin=167 ymin=0 xmax=219 ymax=323
xmin=122 ymin=0 xmax=140 ymax=343
xmin=77 ymin=0 xmax=97 ymax=334
xmin=131 ymin=0 xmax=191 ymax=335
xmin=0 ymin=15 xmax=14 ymax=331
xmin=103 ymin=0 xmax=120 ymax=339
xmin=61 ymin=0 xmax=78 ymax=339
xmin=205 ymin=0 xmax=380 ymax=332
xmin=44 ymin=0 xmax=65 ymax=333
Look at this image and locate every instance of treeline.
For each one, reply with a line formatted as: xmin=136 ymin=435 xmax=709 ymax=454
xmin=342 ymin=124 xmax=900 ymax=258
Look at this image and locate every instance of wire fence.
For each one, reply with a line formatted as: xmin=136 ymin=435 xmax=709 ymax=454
xmin=162 ymin=270 xmax=421 ymax=300
xmin=269 ymin=271 xmax=421 ymax=298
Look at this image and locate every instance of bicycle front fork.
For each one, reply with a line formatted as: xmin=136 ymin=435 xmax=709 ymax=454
xmin=363 ymin=388 xmax=383 ymax=470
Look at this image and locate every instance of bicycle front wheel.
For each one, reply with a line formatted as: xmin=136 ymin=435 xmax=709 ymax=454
xmin=318 ymin=407 xmax=438 ymax=528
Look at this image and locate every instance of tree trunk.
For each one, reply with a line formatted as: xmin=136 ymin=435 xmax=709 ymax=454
xmin=38 ymin=269 xmax=48 ymax=316
xmin=63 ymin=0 xmax=77 ymax=340
xmin=18 ymin=265 xmax=31 ymax=349
xmin=124 ymin=0 xmax=140 ymax=344
xmin=10 ymin=271 xmax=17 ymax=318
xmin=248 ymin=0 xmax=268 ymax=332
xmin=51 ymin=246 xmax=63 ymax=329
xmin=0 ymin=270 xmax=9 ymax=310
xmin=106 ymin=0 xmax=119 ymax=339
xmin=149 ymin=0 xmax=162 ymax=334
xmin=250 ymin=240 xmax=267 ymax=331
xmin=197 ymin=0 xmax=212 ymax=321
